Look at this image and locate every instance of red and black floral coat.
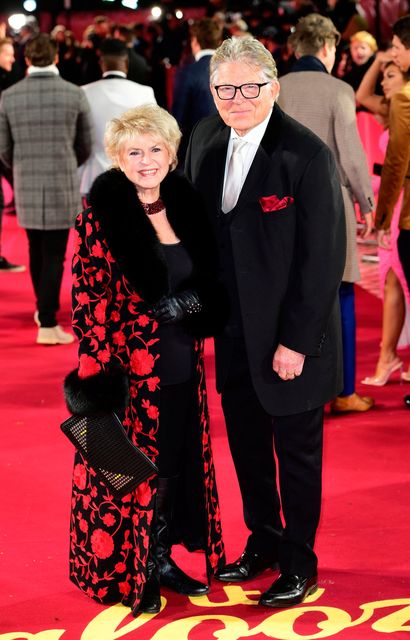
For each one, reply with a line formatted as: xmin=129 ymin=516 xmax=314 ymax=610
xmin=64 ymin=168 xmax=226 ymax=612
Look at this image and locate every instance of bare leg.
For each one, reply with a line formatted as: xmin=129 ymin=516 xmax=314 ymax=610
xmin=378 ymin=268 xmax=405 ymax=366
xmin=363 ymin=269 xmax=405 ymax=384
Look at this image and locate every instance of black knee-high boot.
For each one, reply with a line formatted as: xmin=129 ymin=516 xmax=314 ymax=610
xmin=133 ymin=523 xmax=161 ymax=615
xmin=135 ymin=551 xmax=161 ymax=614
xmin=156 ymin=476 xmax=209 ymax=596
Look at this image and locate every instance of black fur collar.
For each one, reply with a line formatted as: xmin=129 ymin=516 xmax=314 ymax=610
xmin=88 ymin=169 xmax=200 ymax=304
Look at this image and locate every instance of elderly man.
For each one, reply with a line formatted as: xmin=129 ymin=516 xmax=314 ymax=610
xmin=0 ymin=34 xmax=92 ymax=344
xmin=186 ymin=37 xmax=346 ymax=607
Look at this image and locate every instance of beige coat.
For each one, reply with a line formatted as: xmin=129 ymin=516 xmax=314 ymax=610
xmin=278 ymin=70 xmax=374 ymax=282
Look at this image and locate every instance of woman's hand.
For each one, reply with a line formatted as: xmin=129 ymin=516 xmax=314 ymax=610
xmin=152 ymin=290 xmax=202 ymax=324
xmin=377 ymin=229 xmax=392 ymax=250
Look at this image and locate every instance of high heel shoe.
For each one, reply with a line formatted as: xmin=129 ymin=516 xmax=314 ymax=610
xmin=361 ymin=359 xmax=403 ymax=386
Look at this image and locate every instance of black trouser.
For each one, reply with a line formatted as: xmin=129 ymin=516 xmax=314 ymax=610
xmin=398 ymin=229 xmax=410 ymax=294
xmin=157 ymin=378 xmax=197 ymax=478
xmin=220 ymin=337 xmax=323 ymax=577
xmin=25 ymin=228 xmax=69 ymax=328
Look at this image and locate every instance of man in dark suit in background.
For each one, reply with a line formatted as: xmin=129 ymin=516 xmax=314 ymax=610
xmin=186 ymin=37 xmax=346 ymax=607
xmin=0 ymin=36 xmax=25 ymax=272
xmin=172 ymin=18 xmax=222 ymax=164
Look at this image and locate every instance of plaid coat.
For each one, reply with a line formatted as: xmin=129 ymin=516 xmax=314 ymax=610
xmin=0 ymin=71 xmax=93 ymax=229
xmin=278 ymin=70 xmax=375 ymax=283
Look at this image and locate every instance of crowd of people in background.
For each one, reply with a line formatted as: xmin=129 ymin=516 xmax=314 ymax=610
xmin=0 ymin=1 xmax=406 ymax=102
xmin=0 ymin=1 xmax=409 ymax=381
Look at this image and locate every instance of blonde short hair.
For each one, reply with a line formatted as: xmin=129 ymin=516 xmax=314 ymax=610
xmin=350 ymin=31 xmax=378 ymax=53
xmin=105 ymin=104 xmax=182 ymax=171
xmin=210 ymin=36 xmax=278 ymax=85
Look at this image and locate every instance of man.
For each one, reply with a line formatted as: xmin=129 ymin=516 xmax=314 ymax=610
xmin=80 ymin=38 xmax=156 ymax=202
xmin=0 ymin=37 xmax=25 ymax=272
xmin=186 ymin=37 xmax=346 ymax=607
xmin=278 ymin=13 xmax=375 ymax=414
xmin=375 ymin=14 xmax=410 ymax=410
xmin=172 ymin=18 xmax=222 ymax=163
xmin=112 ymin=24 xmax=151 ymax=86
xmin=0 ymin=34 xmax=92 ymax=344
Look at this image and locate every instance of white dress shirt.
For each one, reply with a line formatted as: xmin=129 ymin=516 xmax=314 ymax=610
xmin=222 ymin=108 xmax=273 ymax=204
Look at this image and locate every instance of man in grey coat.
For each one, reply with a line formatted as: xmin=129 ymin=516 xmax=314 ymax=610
xmin=0 ymin=34 xmax=93 ymax=345
xmin=278 ymin=14 xmax=375 ymax=414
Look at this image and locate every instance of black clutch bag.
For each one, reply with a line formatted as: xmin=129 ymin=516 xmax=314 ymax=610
xmin=60 ymin=412 xmax=158 ymax=497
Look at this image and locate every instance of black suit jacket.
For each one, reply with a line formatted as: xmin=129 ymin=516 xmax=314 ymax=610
xmin=186 ymin=105 xmax=346 ymax=416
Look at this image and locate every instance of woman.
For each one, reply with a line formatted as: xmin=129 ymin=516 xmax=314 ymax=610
xmin=63 ymin=104 xmax=226 ymax=616
xmin=342 ymin=31 xmax=378 ymax=95
xmin=356 ymin=54 xmax=410 ymax=384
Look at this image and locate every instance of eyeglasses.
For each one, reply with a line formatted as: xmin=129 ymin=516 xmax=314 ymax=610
xmin=214 ymin=82 xmax=270 ymax=100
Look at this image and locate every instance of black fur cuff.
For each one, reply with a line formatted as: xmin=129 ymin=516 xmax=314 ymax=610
xmin=64 ymin=363 xmax=130 ymax=415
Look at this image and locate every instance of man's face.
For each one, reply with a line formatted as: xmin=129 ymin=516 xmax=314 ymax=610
xmin=0 ymin=43 xmax=15 ymax=72
xmin=211 ymin=61 xmax=279 ymax=136
xmin=392 ymin=34 xmax=410 ymax=72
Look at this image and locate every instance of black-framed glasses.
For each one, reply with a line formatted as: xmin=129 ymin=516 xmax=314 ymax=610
xmin=214 ymin=82 xmax=270 ymax=100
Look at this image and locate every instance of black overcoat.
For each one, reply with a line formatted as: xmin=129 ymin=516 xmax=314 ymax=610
xmin=186 ymin=105 xmax=346 ymax=416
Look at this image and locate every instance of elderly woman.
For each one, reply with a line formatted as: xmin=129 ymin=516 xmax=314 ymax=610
xmin=63 ymin=104 xmax=226 ymax=616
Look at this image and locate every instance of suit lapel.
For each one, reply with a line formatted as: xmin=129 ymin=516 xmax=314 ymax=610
xmin=203 ymin=125 xmax=230 ymax=214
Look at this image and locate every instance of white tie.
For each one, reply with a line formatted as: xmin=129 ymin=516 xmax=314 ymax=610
xmin=222 ymin=138 xmax=247 ymax=213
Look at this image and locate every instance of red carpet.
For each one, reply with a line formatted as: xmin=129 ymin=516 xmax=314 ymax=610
xmin=1 ymin=214 xmax=410 ymax=639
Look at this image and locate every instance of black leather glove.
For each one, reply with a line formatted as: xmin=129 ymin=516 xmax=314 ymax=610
xmin=151 ymin=290 xmax=203 ymax=324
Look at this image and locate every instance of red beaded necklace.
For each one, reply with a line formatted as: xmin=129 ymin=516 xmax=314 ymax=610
xmin=141 ymin=197 xmax=165 ymax=216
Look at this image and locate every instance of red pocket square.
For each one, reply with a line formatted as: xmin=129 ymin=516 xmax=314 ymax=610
xmin=259 ymin=195 xmax=294 ymax=212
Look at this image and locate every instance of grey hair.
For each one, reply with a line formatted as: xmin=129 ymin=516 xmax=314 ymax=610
xmin=105 ymin=104 xmax=181 ymax=171
xmin=210 ymin=36 xmax=278 ymax=85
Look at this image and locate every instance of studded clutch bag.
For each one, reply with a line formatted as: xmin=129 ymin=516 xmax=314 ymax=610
xmin=60 ymin=412 xmax=158 ymax=497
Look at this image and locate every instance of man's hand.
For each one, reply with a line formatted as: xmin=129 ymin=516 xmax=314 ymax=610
xmin=360 ymin=211 xmax=374 ymax=238
xmin=377 ymin=229 xmax=391 ymax=250
xmin=272 ymin=344 xmax=306 ymax=381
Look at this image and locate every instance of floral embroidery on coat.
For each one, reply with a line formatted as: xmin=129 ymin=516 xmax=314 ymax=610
xmin=69 ymin=208 xmax=225 ymax=610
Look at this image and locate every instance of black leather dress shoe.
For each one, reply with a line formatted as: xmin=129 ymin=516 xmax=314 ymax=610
xmin=215 ymin=550 xmax=279 ymax=582
xmin=259 ymin=573 xmax=318 ymax=608
xmin=159 ymin=557 xmax=209 ymax=596
xmin=404 ymin=395 xmax=410 ymax=408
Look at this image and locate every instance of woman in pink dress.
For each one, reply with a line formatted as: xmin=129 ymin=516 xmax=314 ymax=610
xmin=356 ymin=53 xmax=410 ymax=384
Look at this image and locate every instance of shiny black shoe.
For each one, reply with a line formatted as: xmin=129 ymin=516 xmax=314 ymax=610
xmin=159 ymin=556 xmax=209 ymax=596
xmin=259 ymin=573 xmax=318 ymax=608
xmin=137 ymin=586 xmax=161 ymax=614
xmin=215 ymin=550 xmax=279 ymax=583
xmin=404 ymin=395 xmax=410 ymax=408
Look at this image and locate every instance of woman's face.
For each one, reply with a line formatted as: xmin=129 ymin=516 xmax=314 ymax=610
xmin=381 ymin=63 xmax=406 ymax=101
xmin=350 ymin=41 xmax=373 ymax=66
xmin=118 ymin=133 xmax=172 ymax=197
